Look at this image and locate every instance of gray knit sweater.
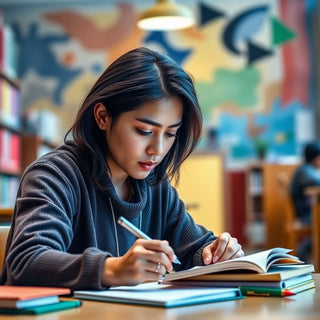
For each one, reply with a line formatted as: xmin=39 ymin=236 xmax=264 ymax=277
xmin=1 ymin=143 xmax=216 ymax=290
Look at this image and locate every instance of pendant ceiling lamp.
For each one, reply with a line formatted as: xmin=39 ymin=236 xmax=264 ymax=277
xmin=137 ymin=0 xmax=195 ymax=31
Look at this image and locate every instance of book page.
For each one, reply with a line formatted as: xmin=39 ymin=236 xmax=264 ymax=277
xmin=163 ymin=248 xmax=301 ymax=282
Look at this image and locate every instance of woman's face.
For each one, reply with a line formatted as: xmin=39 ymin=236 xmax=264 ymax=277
xmin=105 ymin=97 xmax=183 ymax=181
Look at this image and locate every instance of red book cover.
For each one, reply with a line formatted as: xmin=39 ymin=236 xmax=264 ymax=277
xmin=1 ymin=129 xmax=10 ymax=171
xmin=0 ymin=286 xmax=71 ymax=309
xmin=9 ymin=133 xmax=20 ymax=172
xmin=0 ymin=286 xmax=70 ymax=300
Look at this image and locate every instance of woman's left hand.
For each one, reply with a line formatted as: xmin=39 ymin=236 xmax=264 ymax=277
xmin=202 ymin=232 xmax=244 ymax=265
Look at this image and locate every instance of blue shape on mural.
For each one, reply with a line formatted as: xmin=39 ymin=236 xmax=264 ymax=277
xmin=218 ymin=114 xmax=253 ymax=158
xmin=247 ymin=41 xmax=273 ymax=64
xmin=222 ymin=5 xmax=272 ymax=64
xmin=264 ymin=99 xmax=296 ymax=155
xmin=13 ymin=23 xmax=81 ymax=105
xmin=91 ymin=63 xmax=103 ymax=74
xmin=218 ymin=98 xmax=300 ymax=160
xmin=144 ymin=31 xmax=192 ymax=65
xmin=199 ymin=2 xmax=225 ymax=27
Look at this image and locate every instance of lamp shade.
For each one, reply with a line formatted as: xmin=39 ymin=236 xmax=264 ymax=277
xmin=137 ymin=0 xmax=195 ymax=31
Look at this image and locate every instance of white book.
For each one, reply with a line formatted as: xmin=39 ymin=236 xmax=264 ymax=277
xmin=166 ymin=271 xmax=314 ymax=289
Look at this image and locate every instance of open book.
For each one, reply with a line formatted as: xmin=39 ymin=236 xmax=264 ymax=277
xmin=162 ymin=247 xmax=304 ymax=282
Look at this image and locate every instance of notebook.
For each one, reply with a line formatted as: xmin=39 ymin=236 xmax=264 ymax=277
xmin=74 ymin=282 xmax=243 ymax=308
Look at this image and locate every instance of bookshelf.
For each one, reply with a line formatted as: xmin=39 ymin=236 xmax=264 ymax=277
xmin=0 ymin=71 xmax=21 ymax=215
xmin=245 ymin=162 xmax=265 ymax=249
xmin=0 ymin=15 xmax=20 ymax=220
xmin=245 ymin=162 xmax=298 ymax=250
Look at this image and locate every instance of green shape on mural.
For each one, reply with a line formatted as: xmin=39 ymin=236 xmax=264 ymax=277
xmin=271 ymin=17 xmax=296 ymax=46
xmin=195 ymin=67 xmax=260 ymax=118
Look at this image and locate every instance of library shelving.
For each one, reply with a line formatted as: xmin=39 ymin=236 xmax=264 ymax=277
xmin=0 ymin=70 xmax=21 ymax=217
xmin=245 ymin=162 xmax=265 ymax=250
xmin=0 ymin=15 xmax=20 ymax=221
xmin=245 ymin=162 xmax=298 ymax=250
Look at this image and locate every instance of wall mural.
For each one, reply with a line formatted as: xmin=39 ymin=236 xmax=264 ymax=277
xmin=5 ymin=0 xmax=316 ymax=164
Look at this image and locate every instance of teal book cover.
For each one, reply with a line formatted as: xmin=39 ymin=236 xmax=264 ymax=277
xmin=0 ymin=300 xmax=82 ymax=315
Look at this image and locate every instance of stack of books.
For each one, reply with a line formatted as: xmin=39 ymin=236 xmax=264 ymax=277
xmin=0 ymin=286 xmax=82 ymax=315
xmin=161 ymin=247 xmax=315 ymax=297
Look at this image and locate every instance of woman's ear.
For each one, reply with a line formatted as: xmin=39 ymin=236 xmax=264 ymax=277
xmin=94 ymin=103 xmax=109 ymax=130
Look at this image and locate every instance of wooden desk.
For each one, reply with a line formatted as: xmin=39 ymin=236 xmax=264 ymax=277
xmin=0 ymin=274 xmax=319 ymax=320
xmin=306 ymin=186 xmax=320 ymax=273
xmin=0 ymin=209 xmax=12 ymax=224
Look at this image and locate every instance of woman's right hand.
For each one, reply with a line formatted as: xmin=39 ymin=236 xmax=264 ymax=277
xmin=101 ymin=239 xmax=176 ymax=287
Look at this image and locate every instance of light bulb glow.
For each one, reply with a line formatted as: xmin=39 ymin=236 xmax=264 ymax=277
xmin=137 ymin=0 xmax=195 ymax=31
xmin=137 ymin=16 xmax=194 ymax=31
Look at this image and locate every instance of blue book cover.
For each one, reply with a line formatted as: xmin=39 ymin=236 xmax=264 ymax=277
xmin=74 ymin=282 xmax=243 ymax=308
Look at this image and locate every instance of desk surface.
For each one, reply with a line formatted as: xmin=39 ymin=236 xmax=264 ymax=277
xmin=0 ymin=274 xmax=319 ymax=320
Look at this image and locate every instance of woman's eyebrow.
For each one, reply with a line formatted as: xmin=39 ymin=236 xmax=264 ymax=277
xmin=136 ymin=118 xmax=182 ymax=128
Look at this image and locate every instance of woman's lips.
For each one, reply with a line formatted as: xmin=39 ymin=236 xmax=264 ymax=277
xmin=138 ymin=161 xmax=158 ymax=171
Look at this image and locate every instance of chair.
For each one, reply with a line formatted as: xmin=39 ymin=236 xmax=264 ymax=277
xmin=277 ymin=172 xmax=311 ymax=255
xmin=0 ymin=225 xmax=10 ymax=270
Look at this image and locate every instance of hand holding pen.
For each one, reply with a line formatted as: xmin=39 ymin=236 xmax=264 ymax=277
xmin=118 ymin=216 xmax=181 ymax=273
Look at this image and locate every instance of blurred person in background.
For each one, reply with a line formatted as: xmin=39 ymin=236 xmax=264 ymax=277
xmin=290 ymin=141 xmax=320 ymax=262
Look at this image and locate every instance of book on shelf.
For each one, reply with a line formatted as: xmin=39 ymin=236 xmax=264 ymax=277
xmin=0 ymin=128 xmax=21 ymax=173
xmin=0 ymin=175 xmax=19 ymax=208
xmin=74 ymin=282 xmax=243 ymax=308
xmin=0 ymin=23 xmax=18 ymax=79
xmin=0 ymin=286 xmax=71 ymax=309
xmin=0 ymin=79 xmax=20 ymax=130
xmin=161 ymin=248 xmax=306 ymax=283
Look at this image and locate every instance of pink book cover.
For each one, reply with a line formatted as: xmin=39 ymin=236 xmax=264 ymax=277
xmin=0 ymin=286 xmax=71 ymax=301
xmin=9 ymin=133 xmax=20 ymax=172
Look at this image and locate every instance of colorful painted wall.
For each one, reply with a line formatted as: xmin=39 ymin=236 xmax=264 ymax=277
xmin=2 ymin=0 xmax=318 ymax=165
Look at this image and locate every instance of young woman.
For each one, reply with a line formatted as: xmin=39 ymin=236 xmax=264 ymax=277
xmin=1 ymin=47 xmax=243 ymax=290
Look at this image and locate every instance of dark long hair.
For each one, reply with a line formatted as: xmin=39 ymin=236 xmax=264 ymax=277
xmin=65 ymin=47 xmax=202 ymax=188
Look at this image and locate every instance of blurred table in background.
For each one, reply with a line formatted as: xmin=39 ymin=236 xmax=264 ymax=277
xmin=306 ymin=186 xmax=320 ymax=273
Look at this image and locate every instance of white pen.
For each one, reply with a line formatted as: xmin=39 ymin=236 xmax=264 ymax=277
xmin=117 ymin=216 xmax=181 ymax=265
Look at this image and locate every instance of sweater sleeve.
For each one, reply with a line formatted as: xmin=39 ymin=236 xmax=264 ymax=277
xmin=3 ymin=156 xmax=110 ymax=290
xmin=162 ymin=183 xmax=217 ymax=269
